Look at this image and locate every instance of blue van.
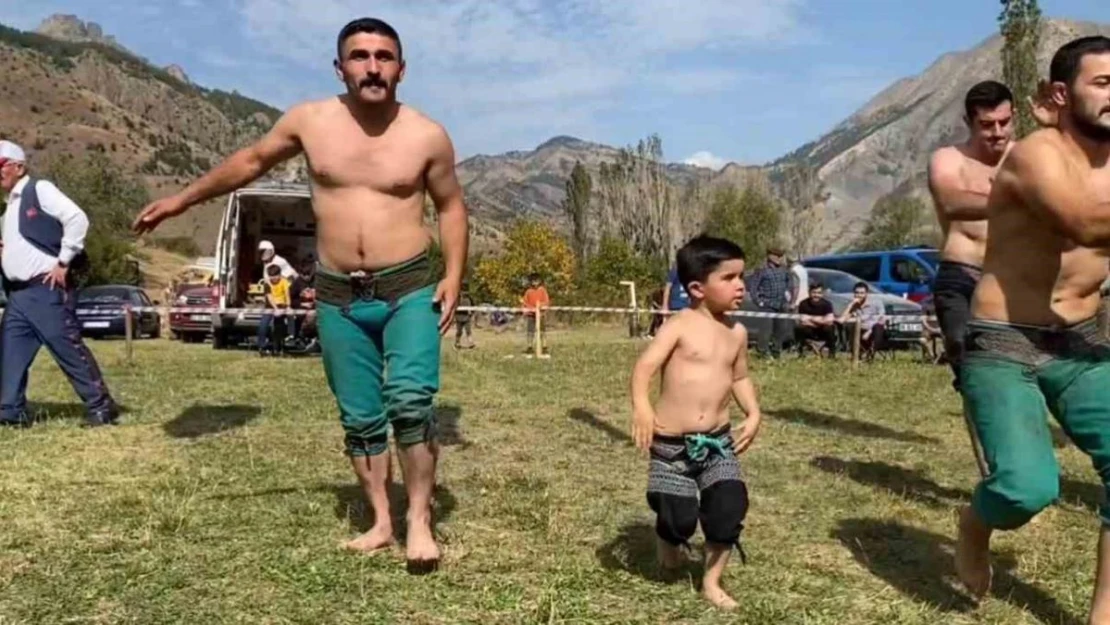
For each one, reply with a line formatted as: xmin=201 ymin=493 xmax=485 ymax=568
xmin=801 ymin=246 xmax=940 ymax=303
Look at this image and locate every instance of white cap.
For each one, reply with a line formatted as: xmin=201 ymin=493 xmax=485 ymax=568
xmin=258 ymin=240 xmax=274 ymax=251
xmin=0 ymin=140 xmax=25 ymax=163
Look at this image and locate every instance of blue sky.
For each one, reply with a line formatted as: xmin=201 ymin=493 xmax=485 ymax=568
xmin=1 ymin=0 xmax=1105 ymax=167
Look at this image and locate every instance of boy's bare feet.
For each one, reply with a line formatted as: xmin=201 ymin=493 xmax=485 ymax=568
xmin=702 ymin=582 xmax=739 ymax=610
xmin=405 ymin=513 xmax=441 ymax=574
xmin=955 ymin=505 xmax=993 ymax=598
xmin=344 ymin=522 xmax=394 ymax=554
xmin=657 ymin=537 xmax=684 ymax=570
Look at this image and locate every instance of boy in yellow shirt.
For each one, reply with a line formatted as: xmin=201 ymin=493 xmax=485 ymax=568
xmin=258 ymin=264 xmax=291 ymax=356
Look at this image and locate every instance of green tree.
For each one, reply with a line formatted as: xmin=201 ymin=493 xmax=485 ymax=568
xmin=999 ymin=0 xmax=1043 ymax=138
xmin=471 ymin=220 xmax=575 ymax=304
xmin=852 ymin=195 xmax=936 ymax=251
xmin=578 ymin=237 xmax=664 ymax=306
xmin=561 ymin=161 xmax=593 ymax=263
xmin=702 ymin=183 xmax=782 ymax=261
xmin=42 ymin=152 xmax=145 ymax=286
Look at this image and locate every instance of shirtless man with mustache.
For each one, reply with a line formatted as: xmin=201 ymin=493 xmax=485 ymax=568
xmin=133 ymin=17 xmax=468 ymax=573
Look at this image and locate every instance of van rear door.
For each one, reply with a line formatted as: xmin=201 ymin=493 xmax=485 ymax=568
xmin=215 ymin=193 xmax=242 ymax=310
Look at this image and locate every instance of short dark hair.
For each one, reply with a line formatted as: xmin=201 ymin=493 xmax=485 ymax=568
xmin=853 ymin=281 xmax=869 ymax=292
xmin=809 ymin=282 xmax=823 ymax=291
xmin=267 ymin=264 xmax=281 ymax=277
xmin=1050 ymin=36 xmax=1110 ymax=87
xmin=675 ymin=234 xmax=746 ymax=291
xmin=337 ymin=17 xmax=403 ymax=61
xmin=964 ymin=80 xmax=1013 ymax=121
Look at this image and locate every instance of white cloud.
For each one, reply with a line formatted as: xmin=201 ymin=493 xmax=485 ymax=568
xmin=683 ymin=151 xmax=730 ymax=170
xmin=235 ymin=0 xmax=811 ymax=149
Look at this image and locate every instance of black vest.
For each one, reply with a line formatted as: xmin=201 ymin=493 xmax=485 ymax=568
xmin=18 ymin=177 xmax=88 ymax=272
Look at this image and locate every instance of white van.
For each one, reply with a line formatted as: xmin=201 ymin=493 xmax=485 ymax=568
xmin=211 ymin=181 xmax=315 ymax=349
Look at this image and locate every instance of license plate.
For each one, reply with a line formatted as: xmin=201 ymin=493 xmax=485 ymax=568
xmin=83 ymin=321 xmax=110 ymax=329
xmin=190 ymin=314 xmax=209 ymax=321
xmin=899 ymin=323 xmax=922 ymax=333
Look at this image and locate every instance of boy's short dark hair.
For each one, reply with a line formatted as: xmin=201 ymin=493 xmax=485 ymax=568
xmin=853 ymin=281 xmax=869 ymax=291
xmin=267 ymin=264 xmax=282 ymax=277
xmin=675 ymin=234 xmax=746 ymax=291
xmin=809 ymin=282 xmax=823 ymax=291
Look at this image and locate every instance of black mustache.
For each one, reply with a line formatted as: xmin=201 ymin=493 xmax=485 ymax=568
xmin=359 ymin=76 xmax=387 ymax=89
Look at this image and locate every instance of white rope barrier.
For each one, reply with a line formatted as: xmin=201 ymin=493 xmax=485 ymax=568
xmin=21 ymin=303 xmax=937 ymax=322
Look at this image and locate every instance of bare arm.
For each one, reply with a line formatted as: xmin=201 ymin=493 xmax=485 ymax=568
xmin=133 ymin=105 xmax=305 ymax=233
xmin=630 ymin=317 xmax=682 ymax=450
xmin=662 ymin=283 xmax=671 ymax=312
xmin=730 ymin=324 xmax=762 ymax=453
xmin=1003 ymin=135 xmax=1110 ymax=247
xmin=927 ymin=149 xmax=990 ymax=221
xmin=425 ymin=124 xmax=469 ymax=284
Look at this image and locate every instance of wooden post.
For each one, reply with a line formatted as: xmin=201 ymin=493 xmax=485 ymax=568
xmin=534 ymin=305 xmax=543 ymax=358
xmin=851 ymin=319 xmax=861 ymax=370
xmin=123 ymin=304 xmax=134 ymax=365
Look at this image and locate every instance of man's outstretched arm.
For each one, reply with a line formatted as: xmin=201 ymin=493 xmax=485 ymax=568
xmin=133 ymin=104 xmax=307 ymax=233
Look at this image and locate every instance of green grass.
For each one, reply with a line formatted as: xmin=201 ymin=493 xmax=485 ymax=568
xmin=0 ymin=328 xmax=1101 ymax=624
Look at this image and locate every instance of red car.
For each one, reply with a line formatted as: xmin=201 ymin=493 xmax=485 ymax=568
xmin=170 ymin=283 xmax=217 ymax=343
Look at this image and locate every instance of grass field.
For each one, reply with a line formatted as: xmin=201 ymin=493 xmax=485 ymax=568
xmin=0 ymin=326 xmax=1103 ymax=624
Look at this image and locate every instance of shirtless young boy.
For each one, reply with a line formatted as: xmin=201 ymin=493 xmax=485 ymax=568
xmin=630 ymin=234 xmax=762 ymax=610
xmin=131 ymin=18 xmax=469 ymax=571
xmin=953 ymin=36 xmax=1110 ymax=623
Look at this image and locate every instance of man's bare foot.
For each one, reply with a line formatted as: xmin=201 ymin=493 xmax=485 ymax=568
xmin=405 ymin=515 xmax=441 ymax=575
xmin=656 ymin=537 xmax=683 ymax=570
xmin=955 ymin=506 xmax=992 ymax=598
xmin=702 ymin=582 xmax=739 ymax=610
xmin=344 ymin=523 xmax=394 ymax=554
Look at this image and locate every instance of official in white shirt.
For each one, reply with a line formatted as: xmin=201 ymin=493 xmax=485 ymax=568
xmin=0 ymin=140 xmax=119 ymax=428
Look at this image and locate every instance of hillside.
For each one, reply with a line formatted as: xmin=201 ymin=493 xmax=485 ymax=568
xmin=0 ymin=15 xmax=304 ymax=253
xmin=770 ymin=18 xmax=1110 ymax=247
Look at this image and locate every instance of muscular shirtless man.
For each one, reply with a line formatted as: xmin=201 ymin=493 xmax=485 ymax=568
xmin=927 ymin=81 xmax=1015 ymax=478
xmin=132 ymin=18 xmax=468 ymax=571
xmin=953 ymin=37 xmax=1110 ymax=622
xmin=927 ymin=80 xmax=1014 ymax=388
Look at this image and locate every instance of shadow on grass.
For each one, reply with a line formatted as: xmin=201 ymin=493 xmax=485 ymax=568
xmin=332 ymin=482 xmax=457 ymax=539
xmin=163 ymin=404 xmax=261 ymax=439
xmin=27 ymin=401 xmax=132 ymax=423
xmin=768 ymin=408 xmax=938 ymax=444
xmin=811 ymin=456 xmax=968 ymax=508
xmin=435 ymin=404 xmax=469 ymax=448
xmin=833 ymin=519 xmax=1082 ymax=624
xmin=569 ymin=408 xmax=631 ymax=446
xmin=1059 ymin=475 xmax=1104 ymax=515
xmin=596 ymin=521 xmax=699 ymax=585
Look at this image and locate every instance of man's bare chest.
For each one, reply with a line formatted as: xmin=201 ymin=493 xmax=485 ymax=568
xmin=302 ymin=132 xmax=428 ymax=195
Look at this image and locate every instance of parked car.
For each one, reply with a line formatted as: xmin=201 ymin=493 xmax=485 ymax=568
xmin=170 ymin=283 xmax=218 ymax=343
xmin=76 ymin=285 xmax=162 ymax=339
xmin=802 ymin=245 xmax=939 ymax=303
xmin=805 ymin=267 xmax=925 ymax=345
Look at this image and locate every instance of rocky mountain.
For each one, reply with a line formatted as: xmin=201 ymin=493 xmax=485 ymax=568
xmin=0 ymin=15 xmax=303 ymax=250
xmin=770 ymin=18 xmax=1110 ymax=247
xmin=7 ymin=14 xmax=1108 ymax=257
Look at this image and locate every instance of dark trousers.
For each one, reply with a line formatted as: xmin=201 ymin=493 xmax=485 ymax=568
xmin=0 ymin=279 xmax=113 ymax=421
xmin=257 ymin=312 xmax=291 ymax=353
xmin=756 ymin=304 xmax=790 ymax=356
xmin=795 ymin=325 xmax=837 ymax=356
xmin=932 ymin=261 xmax=981 ymax=389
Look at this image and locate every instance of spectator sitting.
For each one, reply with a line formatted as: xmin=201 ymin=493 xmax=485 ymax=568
xmin=839 ymin=281 xmax=886 ymax=360
xmin=795 ymin=282 xmax=838 ymax=358
xmin=257 ymin=264 xmax=292 ymax=356
xmin=520 ymin=273 xmax=551 ymax=356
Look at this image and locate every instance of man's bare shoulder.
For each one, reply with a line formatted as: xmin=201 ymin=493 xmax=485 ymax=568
xmin=996 ymin=130 xmax=1071 ymax=187
xmin=927 ymin=145 xmax=966 ymax=188
xmin=398 ymin=105 xmax=453 ymax=147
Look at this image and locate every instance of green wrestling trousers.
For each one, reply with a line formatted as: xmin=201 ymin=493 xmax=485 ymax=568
xmin=961 ymin=318 xmax=1110 ymax=529
xmin=314 ymin=254 xmax=442 ymax=457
